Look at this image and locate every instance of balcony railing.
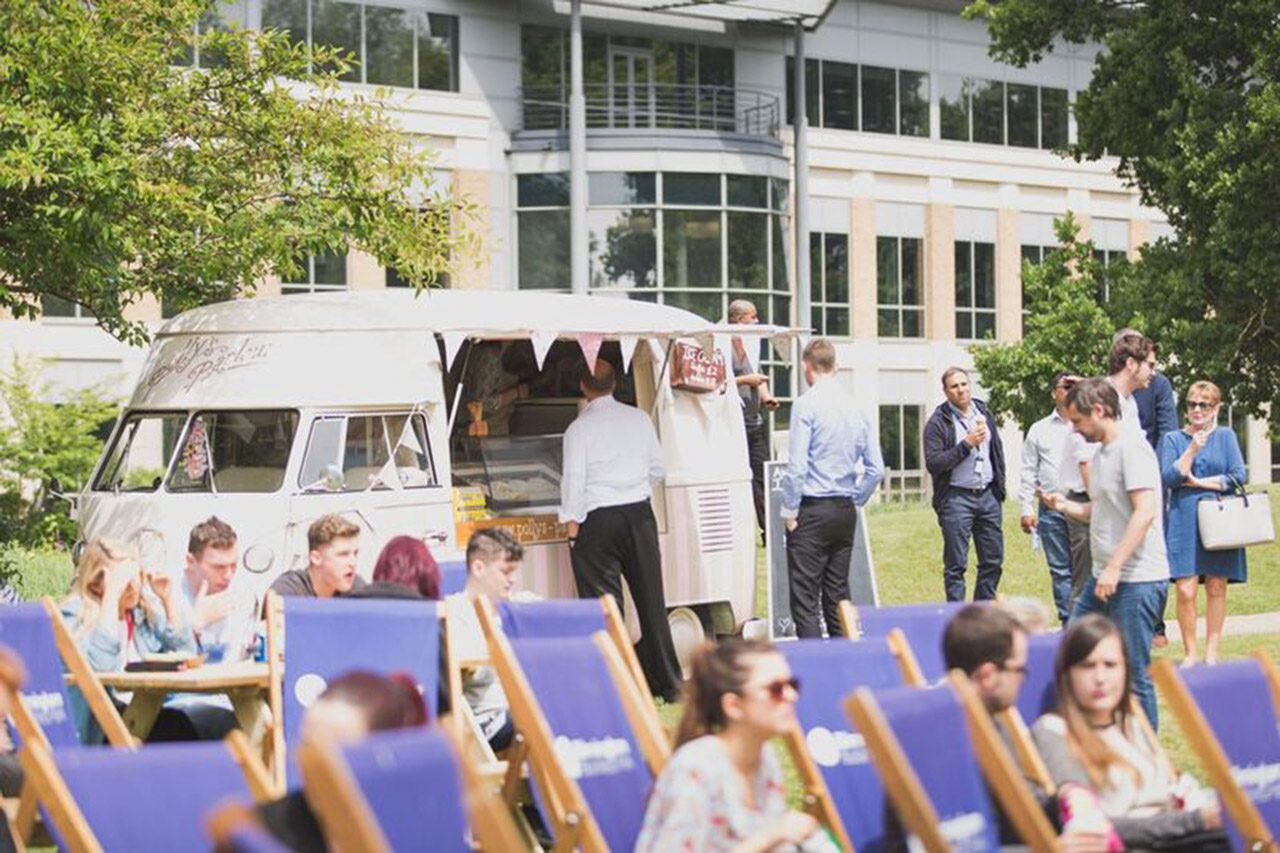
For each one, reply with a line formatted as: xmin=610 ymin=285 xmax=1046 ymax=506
xmin=520 ymin=83 xmax=780 ymax=138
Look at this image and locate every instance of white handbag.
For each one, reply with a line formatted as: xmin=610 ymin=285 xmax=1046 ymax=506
xmin=1197 ymin=479 xmax=1275 ymax=550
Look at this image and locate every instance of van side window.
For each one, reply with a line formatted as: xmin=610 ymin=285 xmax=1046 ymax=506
xmin=299 ymin=412 xmax=437 ymax=492
xmin=93 ymin=413 xmax=187 ymax=492
xmin=166 ymin=410 xmax=298 ymax=493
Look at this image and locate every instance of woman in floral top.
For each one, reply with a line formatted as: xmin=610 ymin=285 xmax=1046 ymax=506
xmin=636 ymin=639 xmax=837 ymax=852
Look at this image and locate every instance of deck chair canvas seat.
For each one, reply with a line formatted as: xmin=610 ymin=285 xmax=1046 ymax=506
xmin=846 ymin=602 xmax=968 ymax=684
xmin=480 ymin=609 xmax=669 ymax=853
xmin=439 ymin=560 xmax=468 ymax=597
xmin=0 ymin=601 xmax=133 ymax=751
xmin=1013 ymin=632 xmax=1060 ymax=726
xmin=21 ymin=738 xmax=258 ymax=851
xmin=847 ymin=676 xmax=1058 ymax=852
xmin=1153 ymin=656 xmax=1280 ymax=850
xmin=299 ymin=725 xmax=523 ymax=853
xmin=780 ymin=638 xmax=906 ymax=851
xmin=269 ymin=596 xmax=442 ymax=789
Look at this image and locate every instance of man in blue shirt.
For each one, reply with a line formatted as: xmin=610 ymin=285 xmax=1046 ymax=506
xmin=782 ymin=338 xmax=884 ymax=638
xmin=923 ymin=367 xmax=1008 ymax=601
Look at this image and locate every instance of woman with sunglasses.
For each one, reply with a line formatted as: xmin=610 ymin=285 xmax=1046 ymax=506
xmin=1033 ymin=615 xmax=1226 ymax=850
xmin=636 ymin=639 xmax=836 ymax=852
xmin=1156 ymin=380 xmax=1247 ymax=665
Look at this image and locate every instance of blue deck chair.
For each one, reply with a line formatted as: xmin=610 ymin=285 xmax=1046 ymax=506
xmin=496 ymin=595 xmax=654 ymax=704
xmin=1153 ymin=655 xmax=1280 ymax=850
xmin=439 ymin=560 xmax=468 ymax=596
xmin=0 ymin=600 xmax=134 ymax=751
xmin=846 ymin=674 xmax=1057 ymax=851
xmin=299 ymin=725 xmax=524 ymax=853
xmin=266 ymin=595 xmax=441 ymax=791
xmin=781 ymin=638 xmax=907 ymax=852
xmin=479 ymin=606 xmax=669 ymax=853
xmin=847 ymin=602 xmax=969 ymax=684
xmin=20 ymin=738 xmax=258 ymax=851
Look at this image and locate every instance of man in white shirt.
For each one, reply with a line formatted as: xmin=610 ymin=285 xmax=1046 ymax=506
xmin=446 ymin=528 xmax=523 ymax=751
xmin=1108 ymin=330 xmax=1156 ymax=439
xmin=560 ymin=359 xmax=682 ymax=702
xmin=1017 ymin=373 xmax=1079 ymax=624
xmin=1042 ymin=378 xmax=1170 ymax=729
xmin=167 ymin=517 xmax=257 ymax=739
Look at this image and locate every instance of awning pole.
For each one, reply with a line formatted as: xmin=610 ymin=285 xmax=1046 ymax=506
xmin=569 ymin=0 xmax=589 ymax=296
xmin=793 ymin=21 xmax=811 ymax=391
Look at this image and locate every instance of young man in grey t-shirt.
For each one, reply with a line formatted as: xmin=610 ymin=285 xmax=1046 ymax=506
xmin=1041 ymin=377 xmax=1170 ymax=729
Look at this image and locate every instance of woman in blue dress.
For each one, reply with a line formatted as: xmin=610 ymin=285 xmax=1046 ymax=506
xmin=1157 ymin=380 xmax=1247 ymax=665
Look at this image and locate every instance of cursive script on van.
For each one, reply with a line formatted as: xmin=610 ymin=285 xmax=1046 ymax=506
xmin=145 ymin=337 xmax=273 ymax=393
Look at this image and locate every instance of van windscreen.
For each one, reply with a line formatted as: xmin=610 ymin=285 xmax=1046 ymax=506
xmin=166 ymin=410 xmax=298 ymax=493
xmin=93 ymin=413 xmax=188 ymax=493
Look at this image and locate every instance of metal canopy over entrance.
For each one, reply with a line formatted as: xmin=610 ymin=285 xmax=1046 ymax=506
xmin=563 ymin=0 xmax=836 ymax=30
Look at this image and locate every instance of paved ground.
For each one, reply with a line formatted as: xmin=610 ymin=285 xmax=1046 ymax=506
xmin=1163 ymin=610 xmax=1280 ymax=641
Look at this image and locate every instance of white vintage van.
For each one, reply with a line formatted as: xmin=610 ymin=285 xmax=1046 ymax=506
xmin=75 ymin=290 xmax=787 ymax=646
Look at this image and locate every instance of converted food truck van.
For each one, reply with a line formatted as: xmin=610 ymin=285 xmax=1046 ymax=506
xmin=75 ymin=290 xmax=787 ymax=650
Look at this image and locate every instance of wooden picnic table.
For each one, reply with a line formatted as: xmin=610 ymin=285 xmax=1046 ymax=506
xmin=95 ymin=661 xmax=271 ymax=743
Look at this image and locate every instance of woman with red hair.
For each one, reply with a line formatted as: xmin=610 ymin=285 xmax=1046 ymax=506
xmin=355 ymin=535 xmax=441 ymax=600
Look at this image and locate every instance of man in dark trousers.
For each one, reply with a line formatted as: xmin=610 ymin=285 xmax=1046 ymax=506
xmin=728 ymin=298 xmax=777 ymax=539
xmin=781 ymin=338 xmax=884 ymax=638
xmin=924 ymin=367 xmax=1007 ymax=602
xmin=559 ymin=359 xmax=683 ymax=702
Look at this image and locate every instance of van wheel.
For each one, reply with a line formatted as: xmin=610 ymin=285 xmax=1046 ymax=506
xmin=667 ymin=606 xmax=706 ymax=679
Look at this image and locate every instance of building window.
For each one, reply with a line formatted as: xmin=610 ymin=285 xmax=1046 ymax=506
xmin=1092 ymin=247 xmax=1127 ymax=302
xmin=282 ymin=250 xmax=348 ymax=294
xmin=786 ymin=59 xmax=928 ymax=137
xmin=879 ymin=404 xmax=924 ymax=500
xmin=940 ymin=75 xmax=1069 ymax=149
xmin=955 ymin=241 xmax=996 ymax=341
xmin=876 ymin=236 xmax=923 ymax=338
xmin=262 ymin=0 xmax=458 ymax=92
xmin=1019 ymin=243 xmax=1055 ymax=335
xmin=809 ymin=233 xmax=849 ymax=337
xmin=516 ymin=172 xmax=790 ymax=329
xmin=41 ymin=295 xmax=94 ymax=320
xmin=520 ymin=29 xmax=735 ymax=131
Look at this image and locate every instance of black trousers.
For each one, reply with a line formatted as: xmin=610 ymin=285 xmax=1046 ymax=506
xmin=785 ymin=498 xmax=856 ymax=638
xmin=570 ymin=501 xmax=683 ymax=701
xmin=745 ymin=419 xmax=769 ymax=538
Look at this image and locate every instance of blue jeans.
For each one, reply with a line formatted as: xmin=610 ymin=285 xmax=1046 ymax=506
xmin=1038 ymin=506 xmax=1073 ymax=624
xmin=1071 ymin=576 xmax=1166 ymax=729
xmin=939 ymin=487 xmax=1004 ymax=602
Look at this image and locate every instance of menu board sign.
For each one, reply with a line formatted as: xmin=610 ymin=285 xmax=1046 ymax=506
xmin=669 ymin=342 xmax=726 ymax=393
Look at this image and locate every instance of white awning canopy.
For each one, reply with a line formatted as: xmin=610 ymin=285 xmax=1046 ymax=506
xmin=159 ymin=290 xmax=798 ymax=342
xmin=557 ymin=0 xmax=836 ymax=30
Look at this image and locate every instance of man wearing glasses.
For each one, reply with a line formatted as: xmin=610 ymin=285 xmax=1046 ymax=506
xmin=1018 ymin=373 xmax=1083 ymax=624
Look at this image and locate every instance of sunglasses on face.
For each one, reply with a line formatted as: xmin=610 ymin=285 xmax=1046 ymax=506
xmin=998 ymin=661 xmax=1027 ymax=677
xmin=1187 ymin=401 xmax=1215 ymax=411
xmin=744 ymin=676 xmax=801 ymax=702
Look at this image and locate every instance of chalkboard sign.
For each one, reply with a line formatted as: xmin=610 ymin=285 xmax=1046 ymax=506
xmin=764 ymin=460 xmax=879 ymax=640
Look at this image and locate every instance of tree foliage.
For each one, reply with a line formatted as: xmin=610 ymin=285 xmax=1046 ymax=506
xmin=966 ymin=0 xmax=1280 ymax=415
xmin=971 ymin=215 xmax=1120 ymax=431
xmin=0 ymin=0 xmax=473 ymax=344
xmin=0 ymin=359 xmax=119 ymax=547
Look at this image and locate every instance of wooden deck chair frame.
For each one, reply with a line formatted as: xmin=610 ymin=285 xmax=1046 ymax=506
xmin=264 ymin=591 xmax=286 ymax=796
xmin=886 ymin=628 xmax=927 ymax=686
xmin=19 ymin=734 xmax=271 ymax=853
xmin=1151 ymin=657 xmax=1275 ymax=850
xmin=845 ymin=686 xmax=951 ymax=852
xmin=477 ymin=598 xmax=670 ymax=853
xmin=35 ymin=598 xmax=135 ymax=750
xmin=781 ymin=718 xmax=853 ymax=851
xmin=947 ymin=672 xmax=1059 ymax=851
xmin=995 ymin=705 xmax=1055 ymax=794
xmin=6 ymin=599 xmax=139 ymax=845
xmin=837 ymin=599 xmax=859 ymax=638
xmin=297 ymin=724 xmax=524 ymax=853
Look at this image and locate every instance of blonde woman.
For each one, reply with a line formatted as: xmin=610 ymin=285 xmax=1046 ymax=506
xmin=60 ymin=539 xmax=195 ymax=743
xmin=1157 ymin=380 xmax=1247 ymax=665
